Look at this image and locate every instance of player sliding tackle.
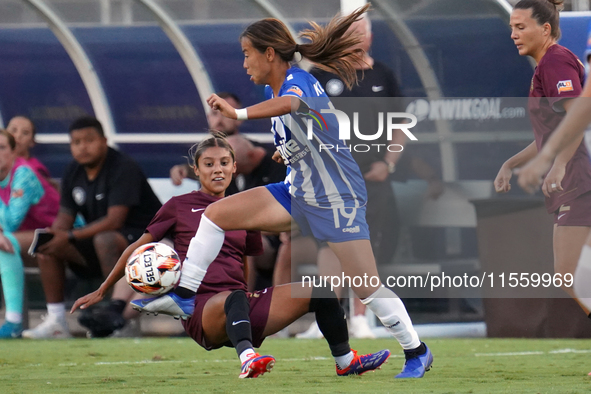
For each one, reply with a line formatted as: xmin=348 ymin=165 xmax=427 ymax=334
xmin=132 ymin=4 xmax=433 ymax=378
xmin=72 ymin=133 xmax=391 ymax=378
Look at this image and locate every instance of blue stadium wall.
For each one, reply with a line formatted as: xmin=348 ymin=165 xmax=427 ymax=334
xmin=0 ymin=15 xmax=589 ymax=179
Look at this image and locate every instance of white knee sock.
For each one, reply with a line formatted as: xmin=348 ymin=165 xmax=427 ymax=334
xmin=574 ymin=245 xmax=591 ymax=312
xmin=361 ymin=286 xmax=421 ymax=350
xmin=178 ymin=215 xmax=225 ymax=292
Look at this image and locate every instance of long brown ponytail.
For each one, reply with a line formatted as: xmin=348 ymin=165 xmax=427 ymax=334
xmin=240 ymin=3 xmax=370 ymax=89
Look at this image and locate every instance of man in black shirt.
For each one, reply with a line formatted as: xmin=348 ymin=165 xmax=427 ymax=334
xmin=22 ymin=116 xmax=162 ymax=339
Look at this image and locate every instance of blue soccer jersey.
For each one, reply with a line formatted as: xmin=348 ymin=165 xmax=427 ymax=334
xmin=265 ymin=67 xmax=367 ymax=209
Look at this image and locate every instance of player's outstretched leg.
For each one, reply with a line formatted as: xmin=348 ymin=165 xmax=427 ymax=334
xmin=336 ymin=349 xmax=391 ymax=376
xmin=130 ymin=292 xmax=195 ymax=319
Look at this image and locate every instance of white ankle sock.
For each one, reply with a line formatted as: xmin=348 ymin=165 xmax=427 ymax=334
xmin=5 ymin=311 xmax=22 ymax=324
xmin=362 ymin=286 xmax=421 ymax=350
xmin=335 ymin=351 xmax=355 ymax=370
xmin=239 ymin=348 xmax=256 ymax=364
xmin=179 ymin=215 xmax=225 ymax=292
xmin=574 ymin=245 xmax=591 ymax=311
xmin=47 ymin=303 xmax=66 ymax=321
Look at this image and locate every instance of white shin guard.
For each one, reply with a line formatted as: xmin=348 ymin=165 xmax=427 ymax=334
xmin=179 ymin=215 xmax=225 ymax=292
xmin=362 ymin=286 xmax=421 ymax=350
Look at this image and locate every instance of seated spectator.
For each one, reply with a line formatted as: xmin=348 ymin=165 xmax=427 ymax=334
xmin=21 ymin=116 xmax=162 ymax=339
xmin=0 ymin=129 xmax=58 ymax=338
xmin=6 ymin=116 xmax=53 ymax=181
xmin=6 ymin=115 xmax=61 ymax=257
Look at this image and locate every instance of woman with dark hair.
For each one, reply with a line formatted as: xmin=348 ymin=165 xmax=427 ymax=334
xmin=134 ymin=5 xmax=432 ymax=379
xmin=73 ymin=133 xmax=389 ymax=379
xmin=494 ymin=0 xmax=591 ymax=314
xmin=6 ymin=116 xmax=50 ymax=179
xmin=0 ymin=128 xmax=58 ymax=338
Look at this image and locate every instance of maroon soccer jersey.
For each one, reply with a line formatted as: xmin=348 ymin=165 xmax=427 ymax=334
xmin=529 ymin=44 xmax=591 ymax=213
xmin=145 ymin=190 xmax=263 ymax=293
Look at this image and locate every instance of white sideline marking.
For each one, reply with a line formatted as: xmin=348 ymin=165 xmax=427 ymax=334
xmin=49 ymin=355 xmax=404 ymax=368
xmin=51 ymin=357 xmax=331 ymax=368
xmin=38 ymin=348 xmax=591 ymax=368
xmin=475 ymin=351 xmax=544 ymax=357
xmin=475 ymin=348 xmax=591 ymax=357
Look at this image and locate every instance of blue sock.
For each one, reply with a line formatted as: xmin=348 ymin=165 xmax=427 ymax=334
xmin=0 ymin=232 xmax=24 ymax=319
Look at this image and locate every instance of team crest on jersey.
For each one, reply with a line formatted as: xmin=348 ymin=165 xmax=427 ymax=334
xmin=326 ymin=78 xmax=344 ymax=96
xmin=557 ymin=80 xmax=574 ymax=93
xmin=286 ymin=86 xmax=303 ymax=97
xmin=73 ymin=186 xmax=86 ymax=206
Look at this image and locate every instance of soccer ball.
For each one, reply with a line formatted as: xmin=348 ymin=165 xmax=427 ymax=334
xmin=125 ymin=242 xmax=181 ymax=295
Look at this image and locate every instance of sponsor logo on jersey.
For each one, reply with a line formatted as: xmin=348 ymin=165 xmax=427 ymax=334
xmin=372 ymin=85 xmax=384 ymax=92
xmin=286 ymin=86 xmax=303 ymax=97
xmin=557 ymin=80 xmax=574 ymax=93
xmin=342 ymin=226 xmax=360 ymax=233
xmin=276 ymin=135 xmax=311 ymax=164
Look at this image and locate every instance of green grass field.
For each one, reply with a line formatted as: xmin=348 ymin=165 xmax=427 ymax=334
xmin=1 ymin=337 xmax=590 ymax=393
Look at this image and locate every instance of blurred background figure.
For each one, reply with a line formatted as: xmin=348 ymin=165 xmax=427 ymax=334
xmin=0 ymin=129 xmax=58 ymax=338
xmin=22 ymin=117 xmax=162 ymax=339
xmin=6 ymin=116 xmax=60 ymax=257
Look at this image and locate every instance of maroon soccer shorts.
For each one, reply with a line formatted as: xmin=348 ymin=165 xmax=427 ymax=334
xmin=182 ymin=287 xmax=274 ymax=350
xmin=554 ymin=191 xmax=591 ymax=226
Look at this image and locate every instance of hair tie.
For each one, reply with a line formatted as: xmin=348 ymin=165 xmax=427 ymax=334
xmin=294 ymin=44 xmax=300 ymax=53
